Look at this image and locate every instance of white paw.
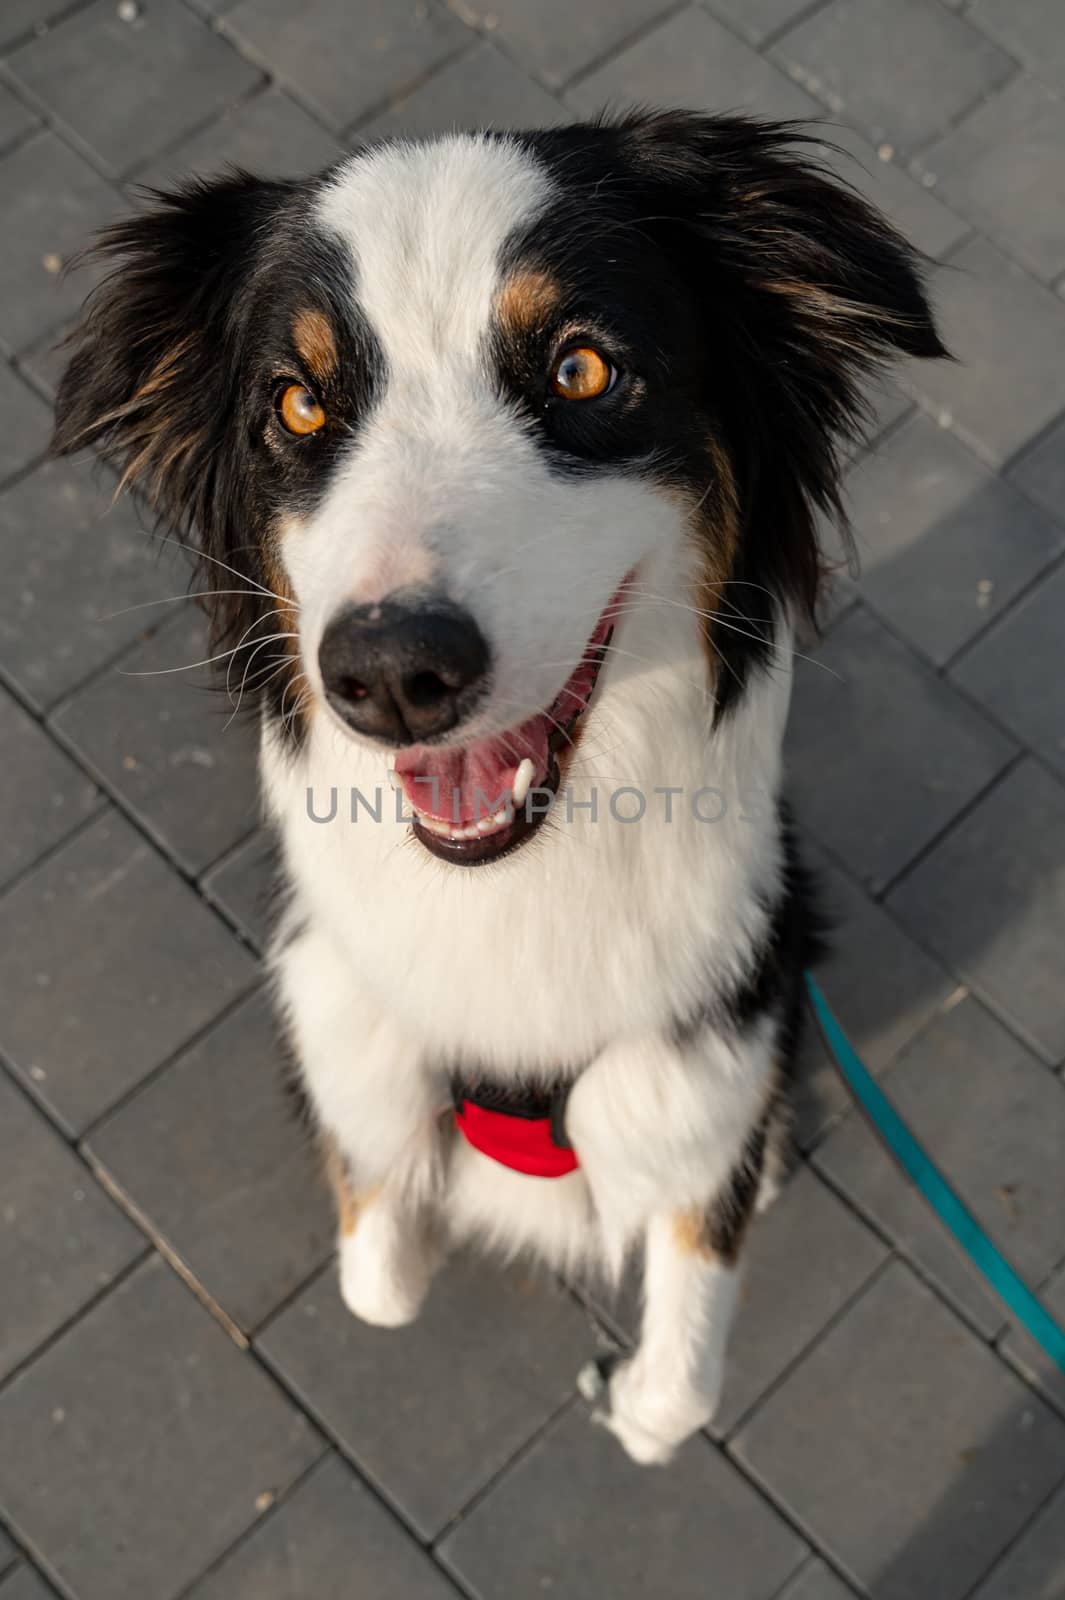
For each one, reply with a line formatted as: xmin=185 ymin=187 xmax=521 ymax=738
xmin=578 ymin=1355 xmax=715 ymax=1467
xmin=338 ymin=1233 xmax=430 ymax=1328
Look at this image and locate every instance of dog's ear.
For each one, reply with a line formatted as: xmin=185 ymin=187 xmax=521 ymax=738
xmin=618 ymin=111 xmax=947 ymax=616
xmin=53 ymin=172 xmax=292 ymax=542
xmin=623 ymin=110 xmax=946 ymax=389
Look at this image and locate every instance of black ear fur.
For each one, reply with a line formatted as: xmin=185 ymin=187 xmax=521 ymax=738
xmin=620 ymin=109 xmax=946 ymax=369
xmin=52 ymin=172 xmax=295 ymax=645
xmin=616 ymin=110 xmax=947 ymax=622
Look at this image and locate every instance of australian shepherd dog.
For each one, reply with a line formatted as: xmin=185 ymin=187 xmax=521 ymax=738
xmin=54 ymin=111 xmax=943 ymax=1464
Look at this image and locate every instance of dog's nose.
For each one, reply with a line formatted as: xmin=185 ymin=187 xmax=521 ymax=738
xmin=318 ymin=596 xmax=490 ymax=744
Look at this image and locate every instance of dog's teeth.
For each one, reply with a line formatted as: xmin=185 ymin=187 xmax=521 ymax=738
xmin=476 ymin=804 xmax=510 ymax=833
xmin=387 ymin=767 xmax=403 ymax=792
xmin=512 ymin=757 xmax=535 ymax=807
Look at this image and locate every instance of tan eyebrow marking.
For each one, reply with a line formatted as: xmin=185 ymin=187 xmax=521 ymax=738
xmin=291 ymin=307 xmax=338 ymax=382
xmin=495 ymin=268 xmax=563 ymax=337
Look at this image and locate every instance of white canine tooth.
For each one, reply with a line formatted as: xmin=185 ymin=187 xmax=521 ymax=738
xmin=387 ymin=767 xmax=403 ymax=792
xmin=512 ymin=757 xmax=535 ymax=807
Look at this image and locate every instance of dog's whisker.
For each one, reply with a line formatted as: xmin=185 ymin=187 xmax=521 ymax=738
xmin=281 ymin=674 xmax=313 ymax=735
xmin=96 ymin=588 xmax=295 ymax=623
xmin=119 ymin=634 xmax=299 ymax=678
xmin=148 ymin=531 xmax=290 ymax=607
xmin=624 ymin=587 xmax=840 ymax=678
xmin=228 ymin=632 xmax=294 ymax=721
xmin=224 ymin=607 xmax=301 ymax=703
xmin=624 ymin=585 xmax=777 ymax=627
xmin=222 ymin=655 xmax=295 ymax=729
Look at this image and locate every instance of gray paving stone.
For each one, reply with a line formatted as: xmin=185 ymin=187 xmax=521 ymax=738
xmin=717 ymin=1166 xmax=887 ymax=1434
xmin=185 ymin=0 xmax=240 ymax=17
xmin=815 ymin=993 xmax=1065 ymax=1338
xmin=0 ymin=1570 xmax=60 ymax=1600
xmin=793 ymin=840 xmax=956 ymax=1146
xmin=0 ymin=690 xmax=99 ymax=891
xmin=0 ymin=1255 xmax=322 ymax=1600
xmin=222 ymin=0 xmax=469 ymax=133
xmin=258 ymin=1254 xmax=595 ymax=1538
xmin=52 ymin=610 xmax=261 ymax=876
xmin=185 ymin=1452 xmax=456 ymax=1600
xmin=852 ymin=372 xmax=913 ymax=452
xmin=355 ymin=40 xmax=565 ymax=143
xmin=889 ymin=758 xmax=1065 ymax=1064
xmin=703 ymin=0 xmax=819 ymax=49
xmin=441 ymin=1403 xmax=805 ymax=1600
xmin=950 ymin=561 xmax=1065 ymax=781
xmin=999 ymin=1263 xmax=1065 ymax=1422
xmin=0 ymin=459 xmax=186 ymax=711
xmin=970 ymin=1473 xmax=1065 ymax=1599
xmin=201 ymin=828 xmax=276 ymax=950
xmin=734 ymin=1262 xmax=1065 ymax=1600
xmin=87 ymin=991 xmax=332 ymax=1334
xmin=132 ymin=85 xmax=342 ymax=189
xmin=0 ymin=809 xmax=258 ymax=1134
xmin=844 ymin=412 xmax=1065 ymax=665
xmin=904 ymin=236 xmax=1065 ymax=469
xmin=969 ymin=0 xmax=1065 ymax=97
xmin=456 ymin=0 xmax=673 ymax=91
xmin=0 ymin=84 xmax=38 ymax=155
xmin=1008 ymin=411 xmax=1065 ymax=526
xmin=567 ymin=6 xmax=820 ymax=122
xmin=0 ymin=1072 xmax=142 ymax=1383
xmin=811 ymin=122 xmax=970 ymax=263
xmin=13 ymin=325 xmax=73 ymax=402
xmin=0 ymin=1 xmax=79 ymax=52
xmin=7 ymin=0 xmax=261 ymax=181
xmin=0 ymin=133 xmax=121 ymax=354
xmin=0 ymin=364 xmax=51 ymax=486
xmin=784 ymin=603 xmax=1014 ymax=891
xmin=775 ymin=1560 xmax=859 ymax=1600
xmin=771 ymin=0 xmax=1014 ymax=154
xmin=918 ymin=77 xmax=1065 ymax=285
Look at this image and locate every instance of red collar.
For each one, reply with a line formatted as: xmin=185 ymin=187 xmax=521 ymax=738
xmin=453 ymin=1081 xmax=579 ymax=1179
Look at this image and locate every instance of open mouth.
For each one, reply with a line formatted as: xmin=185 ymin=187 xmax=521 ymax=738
xmin=392 ymin=580 xmax=629 ymax=866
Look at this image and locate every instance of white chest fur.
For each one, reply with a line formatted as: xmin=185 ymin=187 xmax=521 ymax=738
xmin=264 ymin=603 xmax=793 ymax=1078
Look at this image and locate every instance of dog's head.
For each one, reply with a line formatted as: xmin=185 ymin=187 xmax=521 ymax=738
xmin=54 ymin=111 xmax=944 ymax=865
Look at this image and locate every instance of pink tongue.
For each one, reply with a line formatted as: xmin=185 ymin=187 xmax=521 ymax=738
xmin=393 ymin=591 xmax=618 ymax=825
xmin=395 ymin=716 xmax=550 ymax=824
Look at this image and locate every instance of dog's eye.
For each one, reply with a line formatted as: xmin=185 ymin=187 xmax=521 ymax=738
xmin=277 ymin=383 xmax=326 ymax=436
xmin=549 ymin=346 xmax=616 ymax=401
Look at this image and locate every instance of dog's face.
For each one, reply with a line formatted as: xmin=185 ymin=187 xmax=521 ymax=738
xmin=55 ymin=114 xmax=942 ymax=866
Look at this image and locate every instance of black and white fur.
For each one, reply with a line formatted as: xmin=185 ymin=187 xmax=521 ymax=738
xmin=55 ymin=112 xmax=944 ymax=1465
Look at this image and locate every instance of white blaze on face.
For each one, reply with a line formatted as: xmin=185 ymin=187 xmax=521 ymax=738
xmin=293 ymin=133 xmax=692 ymax=746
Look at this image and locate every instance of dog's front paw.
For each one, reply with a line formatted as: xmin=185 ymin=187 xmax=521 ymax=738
xmin=338 ymin=1232 xmax=431 ymax=1328
xmin=577 ymin=1354 xmax=714 ymax=1467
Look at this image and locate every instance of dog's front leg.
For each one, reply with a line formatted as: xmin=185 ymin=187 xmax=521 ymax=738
xmin=567 ymin=1022 xmax=775 ymax=1464
xmin=275 ymin=920 xmax=445 ymax=1327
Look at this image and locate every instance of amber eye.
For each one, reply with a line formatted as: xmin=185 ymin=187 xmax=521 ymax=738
xmin=277 ymin=383 xmax=326 ymax=436
xmin=548 ymin=346 xmax=616 ymax=401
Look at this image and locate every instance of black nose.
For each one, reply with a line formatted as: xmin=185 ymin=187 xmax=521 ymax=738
xmin=318 ymin=596 xmax=490 ymax=745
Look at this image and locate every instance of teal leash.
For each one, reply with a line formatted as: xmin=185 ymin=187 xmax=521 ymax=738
xmin=805 ymin=972 xmax=1065 ymax=1376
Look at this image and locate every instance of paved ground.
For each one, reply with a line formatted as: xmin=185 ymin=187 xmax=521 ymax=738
xmin=2 ymin=0 xmax=1065 ymax=1596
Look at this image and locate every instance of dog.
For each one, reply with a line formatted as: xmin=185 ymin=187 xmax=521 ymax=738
xmin=54 ymin=111 xmax=944 ymax=1466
